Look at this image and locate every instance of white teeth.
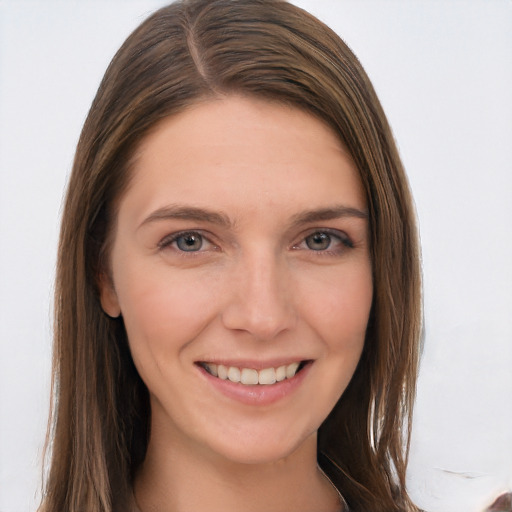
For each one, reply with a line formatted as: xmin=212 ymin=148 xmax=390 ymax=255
xmin=204 ymin=363 xmax=218 ymax=377
xmin=202 ymin=361 xmax=304 ymax=385
xmin=258 ymin=367 xmax=276 ymax=385
xmin=241 ymin=368 xmax=259 ymax=385
xmin=276 ymin=365 xmax=286 ymax=382
xmin=286 ymin=362 xmax=300 ymax=378
xmin=227 ymin=366 xmax=241 ymax=383
xmin=217 ymin=364 xmax=228 ymax=380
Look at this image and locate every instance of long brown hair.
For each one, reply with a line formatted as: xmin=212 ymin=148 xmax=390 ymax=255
xmin=41 ymin=1 xmax=422 ymax=511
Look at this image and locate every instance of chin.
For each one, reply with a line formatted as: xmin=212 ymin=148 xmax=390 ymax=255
xmin=200 ymin=424 xmax=318 ymax=467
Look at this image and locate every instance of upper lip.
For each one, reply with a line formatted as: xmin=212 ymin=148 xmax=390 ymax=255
xmin=195 ymin=358 xmax=312 ymax=370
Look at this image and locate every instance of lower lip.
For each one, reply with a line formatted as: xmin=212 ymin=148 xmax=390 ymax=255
xmin=197 ymin=362 xmax=312 ymax=406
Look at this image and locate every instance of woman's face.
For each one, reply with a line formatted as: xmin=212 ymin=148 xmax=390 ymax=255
xmin=101 ymin=96 xmax=373 ymax=465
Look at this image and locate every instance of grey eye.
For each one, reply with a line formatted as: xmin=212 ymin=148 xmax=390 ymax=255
xmin=176 ymin=233 xmax=203 ymax=251
xmin=305 ymin=232 xmax=331 ymax=251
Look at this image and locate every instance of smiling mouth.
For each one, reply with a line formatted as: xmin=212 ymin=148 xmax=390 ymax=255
xmin=198 ymin=361 xmax=310 ymax=386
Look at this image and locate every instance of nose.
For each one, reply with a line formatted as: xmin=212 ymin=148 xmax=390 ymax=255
xmin=221 ymin=250 xmax=297 ymax=340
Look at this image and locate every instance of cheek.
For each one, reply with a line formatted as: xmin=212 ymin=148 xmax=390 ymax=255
xmin=299 ymin=262 xmax=373 ymax=349
xmin=115 ymin=267 xmax=221 ymax=361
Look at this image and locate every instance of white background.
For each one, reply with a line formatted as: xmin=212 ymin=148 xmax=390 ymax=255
xmin=0 ymin=1 xmax=511 ymax=511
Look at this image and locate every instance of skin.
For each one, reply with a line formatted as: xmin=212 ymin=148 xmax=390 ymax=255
xmin=100 ymin=96 xmax=373 ymax=512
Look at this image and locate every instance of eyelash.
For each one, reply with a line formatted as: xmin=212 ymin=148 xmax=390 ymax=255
xmin=157 ymin=229 xmax=353 ymax=256
xmin=292 ymin=229 xmax=354 ymax=255
xmin=157 ymin=230 xmax=217 ymax=253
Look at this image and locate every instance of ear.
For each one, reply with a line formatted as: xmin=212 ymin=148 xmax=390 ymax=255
xmin=98 ymin=272 xmax=121 ymax=318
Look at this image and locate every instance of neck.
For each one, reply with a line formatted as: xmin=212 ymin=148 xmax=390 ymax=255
xmin=134 ymin=422 xmax=341 ymax=512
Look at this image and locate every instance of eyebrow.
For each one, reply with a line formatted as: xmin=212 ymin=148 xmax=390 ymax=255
xmin=139 ymin=203 xmax=368 ymax=230
xmin=139 ymin=205 xmax=233 ymax=229
xmin=289 ymin=205 xmax=368 ymax=226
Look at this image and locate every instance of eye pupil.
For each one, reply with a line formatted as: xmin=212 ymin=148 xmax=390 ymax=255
xmin=177 ymin=233 xmax=202 ymax=251
xmin=306 ymin=232 xmax=331 ymax=250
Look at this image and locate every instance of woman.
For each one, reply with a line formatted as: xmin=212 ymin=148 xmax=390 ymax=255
xmin=41 ymin=0 xmax=422 ymax=511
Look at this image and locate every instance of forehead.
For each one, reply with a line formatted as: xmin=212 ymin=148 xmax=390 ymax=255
xmin=120 ymin=95 xmax=366 ymax=223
